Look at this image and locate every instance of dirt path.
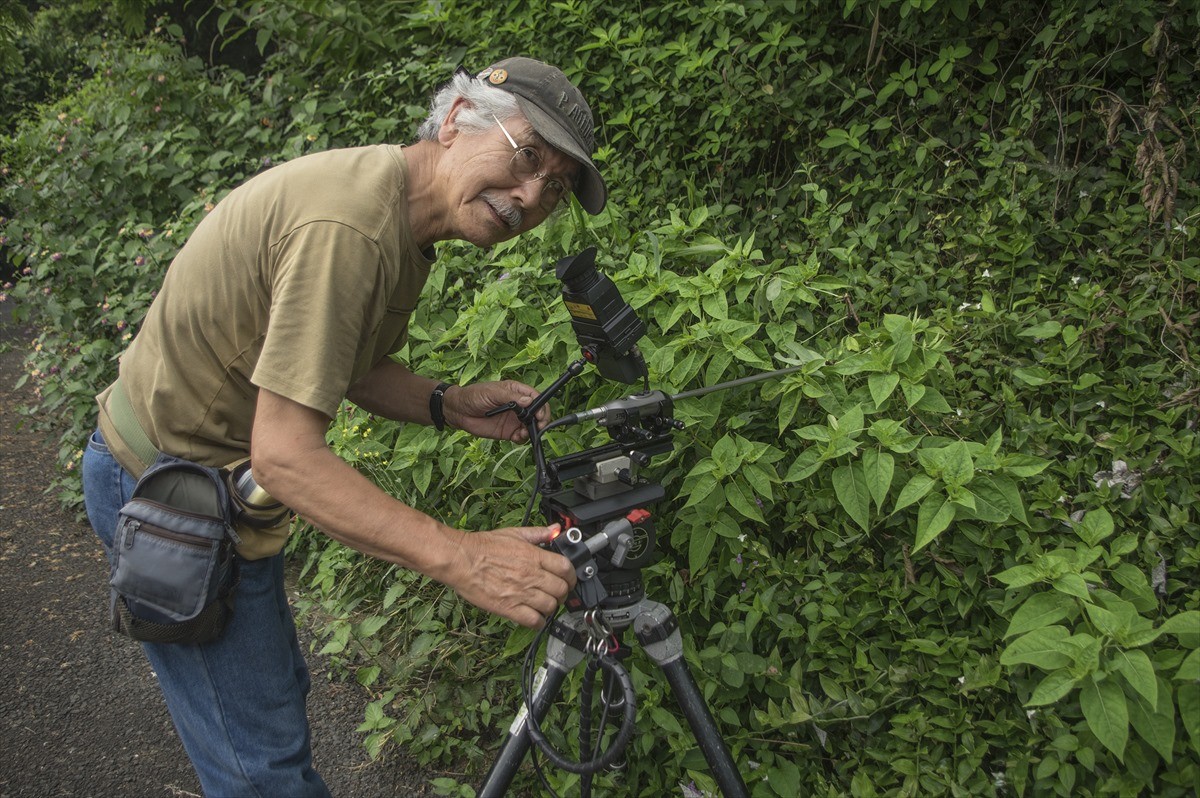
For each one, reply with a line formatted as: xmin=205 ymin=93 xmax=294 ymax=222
xmin=0 ymin=311 xmax=433 ymax=797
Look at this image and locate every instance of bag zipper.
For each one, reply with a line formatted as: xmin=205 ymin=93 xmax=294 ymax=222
xmin=123 ymin=517 xmax=217 ymax=551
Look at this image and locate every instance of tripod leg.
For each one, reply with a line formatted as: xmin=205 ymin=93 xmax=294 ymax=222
xmin=479 ymin=617 xmax=587 ymax=798
xmin=634 ymin=603 xmax=750 ymax=798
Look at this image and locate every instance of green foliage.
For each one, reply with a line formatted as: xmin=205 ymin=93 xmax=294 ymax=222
xmin=3 ymin=0 xmax=1198 ymax=795
xmin=0 ymin=0 xmax=33 ymax=75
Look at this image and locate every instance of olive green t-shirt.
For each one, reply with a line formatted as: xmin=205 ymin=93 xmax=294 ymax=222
xmin=97 ymin=144 xmax=434 ymax=479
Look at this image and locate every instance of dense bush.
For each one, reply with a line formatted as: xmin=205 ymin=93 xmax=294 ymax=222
xmin=2 ymin=0 xmax=1197 ymax=795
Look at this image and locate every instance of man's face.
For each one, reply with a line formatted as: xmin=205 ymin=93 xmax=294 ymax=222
xmin=439 ymin=112 xmax=579 ymax=247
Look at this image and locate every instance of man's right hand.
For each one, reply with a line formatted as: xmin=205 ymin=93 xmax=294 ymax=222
xmin=444 ymin=525 xmax=576 ymax=629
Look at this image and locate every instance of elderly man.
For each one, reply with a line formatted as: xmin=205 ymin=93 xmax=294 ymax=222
xmin=81 ymin=57 xmax=603 ymax=796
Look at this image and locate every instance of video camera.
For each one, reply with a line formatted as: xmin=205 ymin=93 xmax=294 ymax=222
xmin=510 ymin=247 xmax=681 ymax=611
xmin=500 ymin=247 xmax=800 ymax=612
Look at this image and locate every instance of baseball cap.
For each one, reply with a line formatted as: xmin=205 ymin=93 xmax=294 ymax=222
xmin=476 ymin=57 xmax=607 ymax=215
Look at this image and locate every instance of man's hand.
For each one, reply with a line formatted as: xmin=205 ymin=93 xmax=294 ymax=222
xmin=442 ymin=380 xmax=549 ymax=442
xmin=253 ymin=388 xmax=573 ymax=629
xmin=442 ymin=524 xmax=576 ymax=628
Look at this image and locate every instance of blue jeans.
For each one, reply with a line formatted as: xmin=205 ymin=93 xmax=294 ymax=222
xmin=82 ymin=430 xmax=330 ymax=798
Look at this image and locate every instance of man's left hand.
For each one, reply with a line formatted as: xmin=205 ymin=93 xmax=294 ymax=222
xmin=442 ymin=380 xmax=548 ymax=442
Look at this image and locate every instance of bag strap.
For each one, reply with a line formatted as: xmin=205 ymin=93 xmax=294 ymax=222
xmin=110 ymin=377 xmax=161 ymax=471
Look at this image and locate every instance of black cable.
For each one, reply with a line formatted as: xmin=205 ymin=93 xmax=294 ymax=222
xmin=579 ymin=659 xmax=600 ymax=798
xmin=525 ymin=649 xmax=637 ymax=775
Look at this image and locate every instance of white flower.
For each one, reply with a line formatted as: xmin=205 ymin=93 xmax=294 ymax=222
xmin=982 ymin=269 xmax=991 ymax=278
xmin=738 ymin=534 xmax=747 ymax=543
xmin=957 ymin=676 xmax=966 ymax=684
xmin=1071 ymin=275 xmax=1083 ymax=285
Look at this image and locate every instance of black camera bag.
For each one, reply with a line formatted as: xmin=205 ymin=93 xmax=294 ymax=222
xmin=110 ymin=453 xmax=241 ymax=644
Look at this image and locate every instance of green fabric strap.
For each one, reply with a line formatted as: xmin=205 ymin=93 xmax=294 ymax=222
xmin=110 ymin=378 xmax=160 ymax=469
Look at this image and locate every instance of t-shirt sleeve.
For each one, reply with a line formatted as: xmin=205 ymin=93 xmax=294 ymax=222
xmin=252 ymin=221 xmax=387 ymax=417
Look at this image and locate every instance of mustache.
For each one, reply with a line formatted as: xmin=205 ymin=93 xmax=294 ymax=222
xmin=481 ymin=191 xmax=523 ymax=231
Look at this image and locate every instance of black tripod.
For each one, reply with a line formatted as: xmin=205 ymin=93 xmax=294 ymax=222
xmin=478 ymin=573 xmax=750 ymax=797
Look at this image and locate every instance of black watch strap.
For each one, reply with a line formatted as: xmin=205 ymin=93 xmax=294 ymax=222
xmin=430 ymin=382 xmax=453 ymax=431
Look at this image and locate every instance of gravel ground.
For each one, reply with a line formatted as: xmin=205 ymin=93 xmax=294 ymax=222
xmin=0 ymin=311 xmax=437 ymax=798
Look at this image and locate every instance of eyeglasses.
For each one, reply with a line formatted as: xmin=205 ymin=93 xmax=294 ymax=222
xmin=493 ymin=115 xmax=570 ymax=212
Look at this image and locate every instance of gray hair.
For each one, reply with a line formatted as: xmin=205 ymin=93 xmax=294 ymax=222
xmin=416 ymin=70 xmax=522 ymax=140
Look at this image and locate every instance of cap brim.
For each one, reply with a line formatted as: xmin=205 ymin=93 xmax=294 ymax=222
xmin=513 ymin=96 xmax=607 ymax=215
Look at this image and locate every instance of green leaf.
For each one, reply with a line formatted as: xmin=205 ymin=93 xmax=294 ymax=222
xmin=941 ymin=441 xmax=974 ymax=488
xmin=1156 ymin=610 xmax=1200 ymax=647
xmin=1006 ymin=592 xmax=1077 ymax=638
xmin=1017 ymin=320 xmax=1063 ymax=339
xmin=884 ymin=314 xmax=914 ymax=362
xmin=995 ymin=564 xmax=1041 ymax=589
xmin=1001 ymin=626 xmax=1074 ymax=670
xmin=1028 ymin=669 xmax=1081 ymax=706
xmin=1001 ymin=454 xmax=1052 ymax=477
xmin=835 ymin=404 xmax=865 ymax=436
xmin=914 ymin=493 xmax=955 ymax=551
xmin=796 ymin=424 xmax=832 ymax=442
xmin=1080 ymin=676 xmax=1128 ymax=761
xmin=783 ymin=448 xmax=823 ymax=482
xmin=682 ymin=476 xmax=720 ymax=510
xmin=357 ymin=615 xmax=390 ymax=638
xmin=900 ymin=380 xmax=926 ymax=408
xmin=868 ymin=372 xmax=900 ymax=407
xmin=868 ymin=419 xmax=922 ymax=453
xmin=963 ymin=477 xmax=1011 ymax=523
xmin=711 ymin=435 xmax=740 ymax=474
xmin=1179 ymin=684 xmax=1200 ymax=756
xmin=894 ymin=472 xmax=936 ymax=513
xmin=1074 ymin=508 xmax=1115 ymax=546
xmin=1052 ymin=573 xmax=1090 ymax=599
xmin=361 ymin=700 xmax=388 ymax=730
xmin=1111 ymin=649 xmax=1157 ymax=708
xmin=1084 ymin=603 xmax=1124 ymax=637
xmin=1013 ymin=366 xmax=1057 ymax=386
xmin=688 ymin=522 xmax=716 ymax=574
xmin=725 ymin=479 xmax=766 ymax=523
xmin=356 ymin=665 xmax=382 ymax=687
xmin=766 ymin=757 xmax=801 ymax=797
xmin=1128 ymin=684 xmax=1176 ymax=763
xmin=832 ymin=464 xmax=871 ymax=531
xmin=992 ymin=475 xmax=1030 ymax=526
xmin=914 ymin=387 xmax=953 ymax=413
xmin=1175 ymin=649 xmax=1200 ymax=681
xmin=862 ymin=450 xmax=894 ymax=510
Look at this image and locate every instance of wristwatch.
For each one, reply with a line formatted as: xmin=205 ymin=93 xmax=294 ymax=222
xmin=429 ymin=382 xmax=453 ymax=431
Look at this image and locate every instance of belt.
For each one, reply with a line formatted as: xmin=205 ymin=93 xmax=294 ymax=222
xmin=108 ymin=377 xmax=160 ymax=470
